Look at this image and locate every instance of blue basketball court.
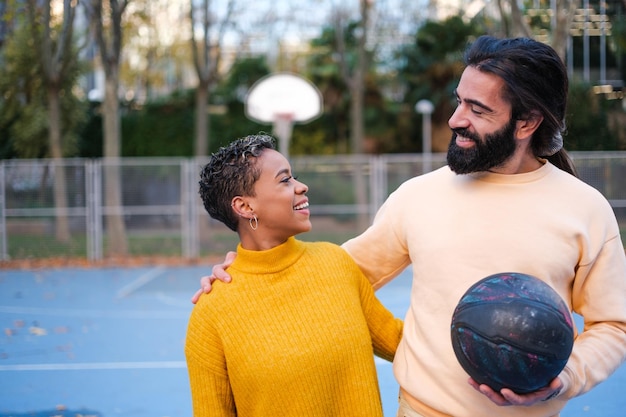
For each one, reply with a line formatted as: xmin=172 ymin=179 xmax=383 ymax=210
xmin=0 ymin=265 xmax=624 ymax=416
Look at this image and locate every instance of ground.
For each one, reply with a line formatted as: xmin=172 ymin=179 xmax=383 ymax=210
xmin=0 ymin=255 xmax=220 ymax=270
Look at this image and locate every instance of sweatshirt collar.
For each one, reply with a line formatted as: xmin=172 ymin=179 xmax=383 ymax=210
xmin=466 ymin=159 xmax=553 ymax=184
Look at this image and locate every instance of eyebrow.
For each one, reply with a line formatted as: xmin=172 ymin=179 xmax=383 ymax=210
xmin=274 ymin=168 xmax=290 ymax=179
xmin=454 ymin=89 xmax=495 ymax=113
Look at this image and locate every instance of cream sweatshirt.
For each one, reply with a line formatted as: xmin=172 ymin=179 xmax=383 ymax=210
xmin=343 ymin=162 xmax=626 ymax=417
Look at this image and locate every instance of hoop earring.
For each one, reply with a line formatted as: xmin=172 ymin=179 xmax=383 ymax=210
xmin=249 ymin=214 xmax=258 ymax=231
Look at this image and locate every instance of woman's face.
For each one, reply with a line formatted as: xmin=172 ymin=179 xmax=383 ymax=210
xmin=244 ymin=149 xmax=311 ymax=245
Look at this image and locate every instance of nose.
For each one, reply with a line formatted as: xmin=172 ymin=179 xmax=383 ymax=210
xmin=296 ymin=179 xmax=308 ymax=194
xmin=448 ymin=105 xmax=469 ymax=130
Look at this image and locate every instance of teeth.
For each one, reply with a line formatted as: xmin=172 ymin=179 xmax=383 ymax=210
xmin=294 ymin=201 xmax=309 ymax=210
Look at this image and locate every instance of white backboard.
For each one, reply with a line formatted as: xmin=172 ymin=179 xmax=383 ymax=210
xmin=245 ymin=73 xmax=323 ymax=124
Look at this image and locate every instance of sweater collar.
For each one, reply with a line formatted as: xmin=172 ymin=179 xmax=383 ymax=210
xmin=232 ymin=236 xmax=306 ymax=274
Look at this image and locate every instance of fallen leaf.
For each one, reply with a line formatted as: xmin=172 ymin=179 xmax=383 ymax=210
xmin=29 ymin=326 xmax=47 ymax=336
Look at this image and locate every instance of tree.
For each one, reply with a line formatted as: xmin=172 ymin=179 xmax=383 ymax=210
xmin=0 ymin=10 xmax=47 ymax=160
xmin=331 ymin=1 xmax=371 ymax=155
xmin=330 ymin=2 xmax=374 ymax=231
xmin=307 ymin=25 xmax=351 ymax=153
xmin=84 ymin=0 xmax=130 ymax=256
xmin=0 ymin=0 xmax=11 ymax=51
xmin=397 ymin=15 xmax=482 ymax=151
xmin=210 ymin=56 xmax=270 ymax=147
xmin=0 ymin=3 xmax=85 ymax=159
xmin=189 ymin=0 xmax=235 ymax=157
xmin=495 ymin=0 xmax=577 ymax=60
xmin=25 ymin=0 xmax=81 ymax=243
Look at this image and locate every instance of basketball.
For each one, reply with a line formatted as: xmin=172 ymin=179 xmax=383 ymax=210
xmin=450 ymin=272 xmax=574 ymax=394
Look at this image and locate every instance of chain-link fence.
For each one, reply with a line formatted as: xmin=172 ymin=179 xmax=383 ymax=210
xmin=2 ymin=152 xmax=625 ymax=262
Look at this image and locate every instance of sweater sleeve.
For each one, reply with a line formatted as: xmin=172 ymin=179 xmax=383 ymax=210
xmin=359 ymin=272 xmax=404 ymax=362
xmin=335 ymin=248 xmax=403 ymax=362
xmin=185 ymin=302 xmax=236 ymax=417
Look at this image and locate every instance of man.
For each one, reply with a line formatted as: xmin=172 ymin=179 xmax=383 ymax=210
xmin=193 ymin=36 xmax=626 ymax=417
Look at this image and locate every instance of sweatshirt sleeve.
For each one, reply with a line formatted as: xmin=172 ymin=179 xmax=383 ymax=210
xmin=185 ymin=302 xmax=236 ymax=417
xmin=560 ymin=232 xmax=626 ymax=398
xmin=342 ymin=183 xmax=412 ymax=290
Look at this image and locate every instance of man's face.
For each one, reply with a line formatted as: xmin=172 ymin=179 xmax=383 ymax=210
xmin=447 ymin=66 xmax=518 ymax=174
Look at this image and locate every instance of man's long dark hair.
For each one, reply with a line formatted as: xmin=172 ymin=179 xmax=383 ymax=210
xmin=463 ymin=36 xmax=578 ymax=176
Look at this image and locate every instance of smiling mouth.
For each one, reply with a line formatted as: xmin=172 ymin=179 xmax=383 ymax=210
xmin=294 ymin=201 xmax=309 ymax=210
xmin=454 ymin=133 xmax=476 ymax=148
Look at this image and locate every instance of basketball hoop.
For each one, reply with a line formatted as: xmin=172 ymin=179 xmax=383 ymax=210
xmin=245 ymin=73 xmax=323 ymax=159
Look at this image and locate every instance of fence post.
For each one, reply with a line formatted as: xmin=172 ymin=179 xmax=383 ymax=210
xmin=86 ymin=160 xmax=93 ymax=260
xmin=0 ymin=162 xmax=7 ymax=260
xmin=86 ymin=159 xmax=103 ymax=261
xmin=182 ymin=159 xmax=199 ymax=259
xmin=369 ymin=155 xmax=386 ymax=223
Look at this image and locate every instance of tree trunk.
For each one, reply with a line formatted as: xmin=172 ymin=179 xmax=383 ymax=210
xmin=103 ymin=71 xmax=128 ymax=256
xmin=349 ymin=79 xmax=369 ymax=231
xmin=194 ymin=81 xmax=209 ymax=156
xmin=351 ymin=0 xmax=369 ymax=231
xmin=552 ymin=0 xmax=578 ymax=61
xmin=509 ymin=0 xmax=533 ymax=38
xmin=495 ymin=0 xmax=509 ymax=36
xmin=47 ymin=85 xmax=71 ymax=243
xmin=194 ymin=81 xmax=211 ymax=250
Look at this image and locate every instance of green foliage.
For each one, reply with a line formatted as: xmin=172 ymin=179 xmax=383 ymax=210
xmin=210 ymin=101 xmax=268 ymax=151
xmin=397 ymin=15 xmax=482 ymax=120
xmin=8 ymin=233 xmax=88 ymax=258
xmin=10 ymin=105 xmax=49 ymax=158
xmin=609 ymin=15 xmax=626 ymax=82
xmin=565 ymin=81 xmax=621 ymax=150
xmin=0 ymin=5 xmax=87 ymax=159
xmin=7 ymin=2 xmax=626 ymax=158
xmin=385 ymin=15 xmax=483 ymax=153
xmin=122 ymin=91 xmax=195 ymax=156
xmin=216 ymin=56 xmax=270 ymax=102
xmin=0 ymin=16 xmax=47 ymax=158
xmin=77 ymin=103 xmax=104 ymax=158
xmin=209 ymin=57 xmax=272 ymax=150
xmin=303 ymin=21 xmax=391 ymax=154
xmin=111 ymin=57 xmax=273 ymax=157
xmin=291 ymin=122 xmax=339 ymax=155
xmin=7 ymin=231 xmax=183 ymax=258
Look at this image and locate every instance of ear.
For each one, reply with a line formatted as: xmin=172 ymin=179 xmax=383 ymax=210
xmin=515 ymin=112 xmax=543 ymax=141
xmin=231 ymin=196 xmax=253 ymax=219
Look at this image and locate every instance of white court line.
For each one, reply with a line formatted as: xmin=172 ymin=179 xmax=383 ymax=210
xmin=116 ymin=266 xmax=166 ymax=298
xmin=0 ymin=361 xmax=187 ymax=371
xmin=2 ymin=361 xmax=389 ymax=371
xmin=0 ymin=305 xmax=188 ymax=319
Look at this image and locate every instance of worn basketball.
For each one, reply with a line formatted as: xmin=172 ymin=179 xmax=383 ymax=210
xmin=450 ymin=272 xmax=574 ymax=394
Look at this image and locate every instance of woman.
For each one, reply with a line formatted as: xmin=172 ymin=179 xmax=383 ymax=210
xmin=185 ymin=134 xmax=403 ymax=417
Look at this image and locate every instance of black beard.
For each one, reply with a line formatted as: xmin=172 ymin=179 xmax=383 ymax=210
xmin=446 ymin=118 xmax=518 ymax=174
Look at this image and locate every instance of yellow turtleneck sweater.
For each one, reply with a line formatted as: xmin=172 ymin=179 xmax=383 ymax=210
xmin=185 ymin=237 xmax=403 ymax=417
